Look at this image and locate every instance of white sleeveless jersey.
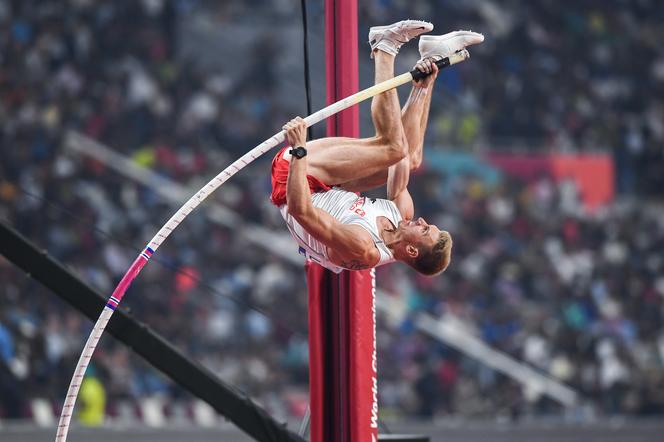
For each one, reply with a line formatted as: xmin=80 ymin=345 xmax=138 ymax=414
xmin=280 ymin=188 xmax=402 ymax=273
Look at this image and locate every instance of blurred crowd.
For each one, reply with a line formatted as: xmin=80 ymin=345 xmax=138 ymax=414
xmin=1 ymin=0 xmax=663 ymax=424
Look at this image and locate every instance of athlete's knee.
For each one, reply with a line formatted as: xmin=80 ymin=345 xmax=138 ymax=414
xmin=393 ymin=133 xmax=410 ymax=162
xmin=386 ymin=139 xmax=408 ymax=162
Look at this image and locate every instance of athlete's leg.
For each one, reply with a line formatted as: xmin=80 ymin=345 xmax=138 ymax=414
xmin=339 ymin=30 xmax=485 ymax=192
xmin=340 ymin=59 xmax=437 ymax=192
xmin=404 ymin=58 xmax=437 ymax=170
xmin=286 ymin=20 xmax=433 ymax=185
xmin=302 ymin=50 xmax=406 ymax=185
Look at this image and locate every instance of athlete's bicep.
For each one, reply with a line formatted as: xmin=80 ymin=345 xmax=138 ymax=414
xmin=294 ymin=207 xmax=368 ymax=256
xmin=392 ymin=188 xmax=414 ymax=220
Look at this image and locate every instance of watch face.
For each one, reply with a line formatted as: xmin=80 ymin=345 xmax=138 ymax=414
xmin=292 ymin=147 xmax=306 ymax=158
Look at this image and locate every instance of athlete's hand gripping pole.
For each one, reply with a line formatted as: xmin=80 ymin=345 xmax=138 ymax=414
xmin=410 ymin=50 xmax=468 ymax=81
xmin=54 ymin=48 xmax=470 ymax=442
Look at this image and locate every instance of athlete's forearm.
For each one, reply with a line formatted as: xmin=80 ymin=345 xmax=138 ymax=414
xmin=283 ymin=117 xmax=313 ymax=217
xmin=286 ymin=155 xmax=314 ymax=217
xmin=419 ymin=82 xmax=434 ymax=139
xmin=401 ymin=85 xmax=432 ymax=168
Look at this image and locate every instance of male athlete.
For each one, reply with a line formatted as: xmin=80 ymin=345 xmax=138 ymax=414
xmin=271 ymin=20 xmax=484 ymax=275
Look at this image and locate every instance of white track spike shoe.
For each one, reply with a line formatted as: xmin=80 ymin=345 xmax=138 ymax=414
xmin=418 ymin=30 xmax=484 ymax=61
xmin=369 ymin=19 xmax=434 ymax=58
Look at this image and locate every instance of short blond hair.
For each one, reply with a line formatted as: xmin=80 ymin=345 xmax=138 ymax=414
xmin=411 ymin=231 xmax=453 ymax=276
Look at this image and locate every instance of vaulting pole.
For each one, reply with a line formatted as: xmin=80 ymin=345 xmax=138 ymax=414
xmin=307 ymin=0 xmax=378 ymax=441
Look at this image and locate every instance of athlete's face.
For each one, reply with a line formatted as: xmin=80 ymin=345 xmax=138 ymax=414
xmin=397 ymin=217 xmax=442 ymax=248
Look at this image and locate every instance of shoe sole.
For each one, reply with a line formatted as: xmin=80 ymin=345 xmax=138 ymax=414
xmin=420 ymin=31 xmax=483 ymax=43
xmin=419 ymin=31 xmax=484 ymax=57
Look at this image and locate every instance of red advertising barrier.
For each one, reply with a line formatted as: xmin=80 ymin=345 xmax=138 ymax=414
xmin=486 ymin=152 xmax=615 ymax=210
xmin=549 ymin=154 xmax=614 ymax=210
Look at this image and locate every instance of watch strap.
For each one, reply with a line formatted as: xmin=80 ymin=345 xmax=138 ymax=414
xmin=289 ymin=146 xmax=307 ymax=159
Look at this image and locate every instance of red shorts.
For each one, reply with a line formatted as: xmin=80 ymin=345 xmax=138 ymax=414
xmin=270 ymin=147 xmax=333 ymax=206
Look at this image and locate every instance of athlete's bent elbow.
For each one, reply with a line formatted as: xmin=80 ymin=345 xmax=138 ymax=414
xmin=287 ymin=201 xmax=311 ymax=219
xmin=287 ymin=203 xmax=304 ymax=217
xmin=409 ymin=152 xmax=423 ymax=170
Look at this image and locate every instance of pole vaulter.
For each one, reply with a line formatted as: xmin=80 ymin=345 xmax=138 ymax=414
xmin=54 ymin=30 xmax=470 ymax=442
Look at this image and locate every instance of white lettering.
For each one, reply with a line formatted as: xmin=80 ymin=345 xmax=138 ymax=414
xmin=370 ymin=269 xmax=378 ymax=429
xmin=370 ymin=375 xmax=378 ymax=428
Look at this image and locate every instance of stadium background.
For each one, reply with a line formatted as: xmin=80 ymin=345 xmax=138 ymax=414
xmin=1 ymin=0 xmax=663 ymax=439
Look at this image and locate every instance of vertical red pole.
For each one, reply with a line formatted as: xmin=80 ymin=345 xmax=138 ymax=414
xmin=324 ymin=0 xmax=359 ymax=136
xmin=308 ymin=0 xmax=378 ymax=441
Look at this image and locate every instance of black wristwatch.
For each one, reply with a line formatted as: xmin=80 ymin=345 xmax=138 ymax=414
xmin=289 ymin=146 xmax=307 ymax=159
